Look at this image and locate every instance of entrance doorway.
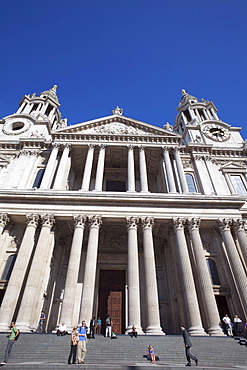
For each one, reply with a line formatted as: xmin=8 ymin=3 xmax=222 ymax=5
xmin=98 ymin=270 xmax=125 ymax=334
xmin=215 ymin=295 xmax=230 ymax=320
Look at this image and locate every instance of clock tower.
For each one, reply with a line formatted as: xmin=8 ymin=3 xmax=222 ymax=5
xmin=174 ymin=89 xmax=243 ymax=147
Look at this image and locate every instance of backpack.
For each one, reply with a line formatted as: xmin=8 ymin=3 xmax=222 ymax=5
xmin=15 ymin=330 xmax=20 ymax=341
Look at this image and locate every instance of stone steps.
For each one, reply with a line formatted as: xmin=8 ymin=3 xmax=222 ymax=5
xmin=0 ymin=333 xmax=247 ymax=369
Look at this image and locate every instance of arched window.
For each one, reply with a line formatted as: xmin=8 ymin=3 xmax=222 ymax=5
xmin=1 ymin=254 xmax=17 ymax=280
xmin=206 ymin=258 xmax=221 ymax=285
xmin=185 ymin=173 xmax=197 ymax=193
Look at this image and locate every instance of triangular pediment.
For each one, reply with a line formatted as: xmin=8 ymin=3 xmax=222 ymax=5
xmin=54 ymin=114 xmax=180 ymax=138
xmin=221 ymin=162 xmax=247 ymax=171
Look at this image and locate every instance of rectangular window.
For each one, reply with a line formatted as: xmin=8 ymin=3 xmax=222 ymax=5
xmin=231 ymin=175 xmax=247 ymax=195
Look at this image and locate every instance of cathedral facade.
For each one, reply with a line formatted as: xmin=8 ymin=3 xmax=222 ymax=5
xmin=0 ymin=86 xmax=246 ymax=335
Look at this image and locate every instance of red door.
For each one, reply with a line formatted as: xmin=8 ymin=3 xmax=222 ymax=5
xmin=107 ymin=291 xmax=122 ymax=334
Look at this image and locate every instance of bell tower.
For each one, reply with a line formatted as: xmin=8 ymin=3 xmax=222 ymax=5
xmin=16 ymin=85 xmax=67 ymax=130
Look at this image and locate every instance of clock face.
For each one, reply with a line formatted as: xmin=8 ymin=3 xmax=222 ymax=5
xmin=203 ymin=124 xmax=230 ymax=142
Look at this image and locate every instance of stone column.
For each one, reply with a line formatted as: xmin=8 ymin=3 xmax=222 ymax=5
xmin=187 ymin=218 xmax=222 ymax=335
xmin=16 ymin=214 xmax=55 ymax=332
xmin=0 ymin=214 xmax=38 ymax=331
xmin=126 ymin=217 xmax=143 ymax=333
xmin=141 ymin=217 xmax=163 ymax=334
xmin=0 ymin=213 xmax=9 ymax=235
xmin=162 ymin=147 xmax=177 ymax=193
xmin=59 ymin=215 xmax=87 ymax=330
xmin=218 ymin=219 xmax=247 ymax=313
xmin=173 ymin=148 xmax=189 ymax=193
xmin=80 ymin=145 xmax=95 ymax=191
xmin=127 ymin=145 xmax=136 ymax=192
xmin=172 ymin=218 xmax=205 ymax=335
xmin=80 ymin=216 xmax=102 ymax=325
xmin=94 ymin=145 xmax=106 ymax=191
xmin=18 ymin=150 xmax=41 ymax=189
xmin=232 ymin=219 xmax=247 ymax=267
xmin=139 ymin=146 xmax=149 ymax=193
xmin=52 ymin=143 xmax=71 ymax=190
xmin=40 ymin=143 xmax=60 ymax=189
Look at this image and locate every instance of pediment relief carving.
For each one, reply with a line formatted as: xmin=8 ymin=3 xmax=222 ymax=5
xmin=78 ymin=122 xmax=154 ymax=136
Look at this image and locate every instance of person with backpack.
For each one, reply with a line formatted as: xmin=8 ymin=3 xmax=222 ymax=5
xmin=0 ymin=321 xmax=19 ymax=366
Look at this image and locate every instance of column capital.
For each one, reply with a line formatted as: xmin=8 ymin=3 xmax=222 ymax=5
xmin=138 ymin=145 xmax=146 ymax=151
xmin=232 ymin=218 xmax=246 ymax=231
xmin=88 ymin=215 xmax=102 ymax=229
xmin=0 ymin=213 xmax=9 ymax=229
xmin=127 ymin=144 xmax=135 ymax=150
xmin=141 ymin=216 xmax=154 ymax=230
xmin=88 ymin=143 xmax=96 ymax=149
xmin=98 ymin=144 xmax=107 ymax=150
xmin=187 ymin=217 xmax=201 ymax=231
xmin=62 ymin=143 xmax=71 ymax=149
xmin=162 ymin=145 xmax=171 ymax=152
xmin=126 ymin=216 xmax=139 ymax=230
xmin=73 ymin=215 xmax=87 ymax=228
xmin=26 ymin=213 xmax=39 ymax=227
xmin=40 ymin=214 xmax=55 ymax=228
xmin=52 ymin=142 xmax=60 ymax=149
xmin=172 ymin=217 xmax=186 ymax=231
xmin=218 ymin=218 xmax=232 ymax=231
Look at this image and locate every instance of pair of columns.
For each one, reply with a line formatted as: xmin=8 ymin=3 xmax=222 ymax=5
xmin=172 ymin=218 xmax=222 ymax=335
xmin=81 ymin=144 xmax=149 ymax=193
xmin=0 ymin=214 xmax=55 ymax=331
xmin=59 ymin=215 xmax=163 ymax=335
xmin=172 ymin=217 xmax=247 ymax=335
xmin=162 ymin=147 xmax=189 ymax=193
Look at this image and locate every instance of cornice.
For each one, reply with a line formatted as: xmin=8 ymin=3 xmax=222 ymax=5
xmin=0 ymin=190 xmax=244 ymax=211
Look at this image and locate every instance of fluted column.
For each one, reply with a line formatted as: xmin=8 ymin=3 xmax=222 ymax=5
xmin=127 ymin=145 xmax=136 ymax=192
xmin=80 ymin=145 xmax=95 ymax=191
xmin=141 ymin=217 xmax=163 ymax=334
xmin=40 ymin=143 xmax=60 ymax=189
xmin=139 ymin=146 xmax=149 ymax=192
xmin=94 ymin=145 xmax=106 ymax=191
xmin=16 ymin=214 xmax=55 ymax=332
xmin=0 ymin=214 xmax=38 ymax=331
xmin=172 ymin=218 xmax=205 ymax=335
xmin=162 ymin=147 xmax=177 ymax=193
xmin=80 ymin=216 xmax=102 ymax=325
xmin=218 ymin=219 xmax=247 ymax=313
xmin=232 ymin=219 xmax=247 ymax=267
xmin=0 ymin=213 xmax=9 ymax=235
xmin=59 ymin=215 xmax=87 ymax=330
xmin=126 ymin=217 xmax=143 ymax=333
xmin=173 ymin=148 xmax=189 ymax=193
xmin=52 ymin=143 xmax=71 ymax=190
xmin=187 ymin=218 xmax=222 ymax=335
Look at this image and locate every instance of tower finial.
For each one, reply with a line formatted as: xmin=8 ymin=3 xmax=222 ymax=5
xmin=181 ymin=89 xmax=186 ymax=95
xmin=52 ymin=85 xmax=58 ymax=91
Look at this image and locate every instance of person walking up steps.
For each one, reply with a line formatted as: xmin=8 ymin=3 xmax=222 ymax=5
xmin=0 ymin=322 xmax=19 ymax=366
xmin=180 ymin=325 xmax=198 ymax=367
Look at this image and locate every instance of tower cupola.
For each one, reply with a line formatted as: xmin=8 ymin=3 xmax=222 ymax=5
xmin=174 ymin=89 xmax=219 ymax=135
xmin=15 ymin=85 xmax=67 ymax=130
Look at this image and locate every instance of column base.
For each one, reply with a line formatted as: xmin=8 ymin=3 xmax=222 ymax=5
xmin=15 ymin=322 xmax=34 ymax=333
xmin=207 ymin=325 xmax=225 ymax=336
xmin=0 ymin=323 xmax=12 ymax=332
xmin=145 ymin=325 xmax=165 ymax=335
xmin=188 ymin=326 xmax=207 ymax=336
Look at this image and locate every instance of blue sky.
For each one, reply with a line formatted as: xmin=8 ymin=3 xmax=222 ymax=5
xmin=1 ymin=0 xmax=247 ymax=137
